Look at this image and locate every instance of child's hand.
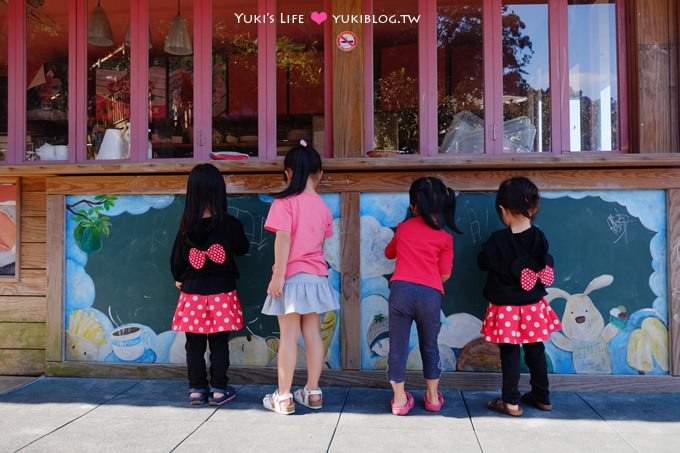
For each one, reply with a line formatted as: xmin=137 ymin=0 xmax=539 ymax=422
xmin=267 ymin=275 xmax=285 ymax=298
xmin=175 ymin=281 xmax=183 ymax=289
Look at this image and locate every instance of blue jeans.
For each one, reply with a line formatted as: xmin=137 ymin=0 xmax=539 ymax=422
xmin=387 ymin=281 xmax=442 ymax=383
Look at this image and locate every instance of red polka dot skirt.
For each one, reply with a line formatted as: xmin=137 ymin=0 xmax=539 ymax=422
xmin=480 ymin=298 xmax=562 ymax=344
xmin=171 ymin=291 xmax=243 ymax=334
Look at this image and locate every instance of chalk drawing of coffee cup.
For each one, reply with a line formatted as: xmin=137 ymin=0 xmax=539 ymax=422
xmin=110 ymin=323 xmax=149 ymax=361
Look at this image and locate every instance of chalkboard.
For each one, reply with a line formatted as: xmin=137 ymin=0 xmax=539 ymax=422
xmin=359 ymin=190 xmax=669 ymax=375
xmin=63 ymin=194 xmax=342 ymax=367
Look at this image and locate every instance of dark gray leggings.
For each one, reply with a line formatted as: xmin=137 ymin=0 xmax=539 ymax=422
xmin=387 ymin=281 xmax=442 ymax=383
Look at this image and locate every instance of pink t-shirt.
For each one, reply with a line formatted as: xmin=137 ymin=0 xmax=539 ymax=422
xmin=264 ymin=192 xmax=333 ymax=278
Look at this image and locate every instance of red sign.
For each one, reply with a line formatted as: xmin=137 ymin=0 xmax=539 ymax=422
xmin=336 ymin=31 xmax=358 ymax=52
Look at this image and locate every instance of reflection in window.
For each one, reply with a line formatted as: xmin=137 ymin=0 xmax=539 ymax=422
xmin=568 ymin=0 xmax=618 ymax=151
xmin=276 ymin=1 xmax=325 ymax=156
xmin=86 ymin=0 xmax=131 ymax=161
xmin=437 ymin=0 xmax=484 ymax=154
xmin=25 ymin=1 xmax=69 ymax=162
xmin=0 ymin=2 xmax=6 ymax=161
xmin=150 ymin=0 xmax=194 ymax=159
xmin=212 ymin=1 xmax=258 ymax=158
xmin=373 ymin=0 xmax=419 ymax=154
xmin=502 ymin=2 xmax=549 ymax=153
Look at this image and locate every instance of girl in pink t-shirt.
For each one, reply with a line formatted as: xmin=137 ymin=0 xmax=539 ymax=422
xmin=261 ymin=140 xmax=339 ymax=415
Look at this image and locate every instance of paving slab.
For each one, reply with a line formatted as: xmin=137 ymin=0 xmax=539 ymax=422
xmin=329 ymin=425 xmax=482 ymax=453
xmin=465 ymin=391 xmax=620 ymax=433
xmin=476 ymin=429 xmax=638 ymax=453
xmin=579 ymin=392 xmax=680 ymax=434
xmin=2 ymin=377 xmax=680 ymax=453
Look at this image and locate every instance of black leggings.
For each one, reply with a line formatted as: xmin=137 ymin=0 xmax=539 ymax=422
xmin=499 ymin=342 xmax=549 ymax=405
xmin=185 ymin=331 xmax=231 ymax=391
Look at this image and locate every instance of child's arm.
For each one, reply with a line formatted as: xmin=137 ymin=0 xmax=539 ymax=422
xmin=267 ymin=230 xmax=291 ymax=298
xmin=439 ymin=235 xmax=454 ymax=283
xmin=232 ymin=218 xmax=250 ymax=256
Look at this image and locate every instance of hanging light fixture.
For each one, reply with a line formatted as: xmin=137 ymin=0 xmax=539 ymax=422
xmin=164 ymin=0 xmax=193 ymax=56
xmin=87 ymin=0 xmax=114 ymax=47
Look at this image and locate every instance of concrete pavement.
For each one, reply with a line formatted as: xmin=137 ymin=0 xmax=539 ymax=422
xmin=1 ymin=376 xmax=679 ymax=452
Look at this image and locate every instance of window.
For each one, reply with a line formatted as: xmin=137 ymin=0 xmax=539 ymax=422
xmin=369 ymin=0 xmax=627 ymax=155
xmin=25 ymin=0 xmax=69 ymax=162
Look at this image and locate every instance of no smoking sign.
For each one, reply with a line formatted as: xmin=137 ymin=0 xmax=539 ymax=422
xmin=336 ymin=31 xmax=358 ymax=52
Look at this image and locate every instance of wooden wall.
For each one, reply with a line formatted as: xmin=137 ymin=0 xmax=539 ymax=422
xmin=35 ymin=163 xmax=680 ymax=391
xmin=630 ymin=0 xmax=679 ymax=153
xmin=0 ymin=177 xmax=47 ymax=375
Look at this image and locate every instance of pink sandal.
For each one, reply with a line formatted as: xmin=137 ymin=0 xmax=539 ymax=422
xmin=391 ymin=391 xmax=414 ymax=416
xmin=424 ymin=390 xmax=444 ymax=412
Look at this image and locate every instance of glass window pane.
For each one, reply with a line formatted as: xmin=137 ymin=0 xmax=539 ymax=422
xmin=502 ymin=2 xmax=549 ymax=153
xmin=276 ymin=1 xmax=325 ymax=157
xmin=87 ymin=0 xmax=131 ymax=161
xmin=373 ymin=0 xmax=419 ymax=154
xmin=26 ymin=1 xmax=69 ymax=162
xmin=212 ymin=1 xmax=258 ymax=158
xmin=150 ymin=0 xmax=194 ymax=159
xmin=568 ymin=0 xmax=618 ymax=151
xmin=437 ymin=0 xmax=484 ymax=154
xmin=0 ymin=2 xmax=6 ymax=162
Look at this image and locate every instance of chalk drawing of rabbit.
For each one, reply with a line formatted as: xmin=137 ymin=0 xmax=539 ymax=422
xmin=547 ymin=274 xmax=621 ymax=374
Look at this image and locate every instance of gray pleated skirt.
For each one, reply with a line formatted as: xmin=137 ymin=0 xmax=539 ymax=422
xmin=261 ymin=272 xmax=340 ymax=316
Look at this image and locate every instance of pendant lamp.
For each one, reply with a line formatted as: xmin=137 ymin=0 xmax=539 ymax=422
xmin=87 ymin=1 xmax=114 ymax=47
xmin=164 ymin=0 xmax=193 ymax=56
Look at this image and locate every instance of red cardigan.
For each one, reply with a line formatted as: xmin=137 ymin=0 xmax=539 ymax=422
xmin=384 ymin=216 xmax=454 ymax=293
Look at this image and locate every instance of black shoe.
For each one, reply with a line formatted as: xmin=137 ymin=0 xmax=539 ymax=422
xmin=209 ymin=386 xmax=237 ymax=406
xmin=520 ymin=392 xmax=552 ymax=411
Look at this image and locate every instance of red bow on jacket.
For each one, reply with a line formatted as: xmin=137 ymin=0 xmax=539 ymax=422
xmin=188 ymin=243 xmax=226 ymax=269
xmin=520 ymin=266 xmax=554 ymax=291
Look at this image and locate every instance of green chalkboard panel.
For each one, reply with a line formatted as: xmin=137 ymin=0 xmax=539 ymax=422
xmin=359 ymin=190 xmax=668 ymax=375
xmin=64 ymin=194 xmax=342 ymax=368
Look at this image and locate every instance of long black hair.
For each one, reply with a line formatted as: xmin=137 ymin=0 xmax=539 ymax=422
xmin=179 ymin=163 xmax=227 ymax=233
xmin=495 ymin=176 xmax=540 ymax=220
xmin=408 ymin=176 xmax=462 ymax=233
xmin=273 ymin=141 xmax=323 ymax=199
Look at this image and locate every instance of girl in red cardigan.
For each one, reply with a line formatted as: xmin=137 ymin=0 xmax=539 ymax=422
xmin=384 ymin=176 xmax=461 ymax=415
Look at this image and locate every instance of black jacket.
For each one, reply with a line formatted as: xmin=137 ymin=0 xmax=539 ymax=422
xmin=477 ymin=226 xmax=554 ymax=305
xmin=170 ymin=215 xmax=250 ymax=295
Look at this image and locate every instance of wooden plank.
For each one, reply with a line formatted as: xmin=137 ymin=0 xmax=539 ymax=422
xmin=19 ymin=216 xmax=46 ymax=243
xmin=19 ymin=176 xmax=47 ymax=192
xmin=0 ymin=349 xmax=45 ymax=376
xmin=20 ymin=191 xmax=46 ymax=217
xmin=636 ymin=0 xmax=671 ymax=45
xmin=0 ymin=270 xmax=45 ymax=296
xmin=44 ymin=168 xmax=680 ymax=197
xmin=0 ymin=322 xmax=46 ymax=349
xmin=0 ymin=296 xmax=46 ymax=322
xmin=332 ymin=0 xmax=364 ymax=157
xmin=668 ymin=189 xmax=680 ymax=376
xmin=45 ymin=195 xmax=64 ymax=362
xmin=6 ymin=153 xmax=680 ymax=178
xmin=340 ymin=193 xmax=361 ymax=370
xmin=19 ymin=242 xmax=46 ymax=270
xmin=43 ymin=362 xmax=680 ymax=392
xmin=638 ymin=45 xmax=673 ymax=152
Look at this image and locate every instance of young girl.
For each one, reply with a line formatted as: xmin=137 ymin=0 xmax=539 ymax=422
xmin=478 ymin=176 xmax=562 ymax=416
xmin=170 ymin=163 xmax=250 ymax=406
xmin=384 ymin=176 xmax=461 ymax=415
xmin=261 ymin=140 xmax=339 ymax=415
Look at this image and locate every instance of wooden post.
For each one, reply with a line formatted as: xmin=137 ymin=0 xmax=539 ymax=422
xmin=632 ymin=0 xmax=679 ymax=153
xmin=332 ymin=0 xmax=364 ymax=157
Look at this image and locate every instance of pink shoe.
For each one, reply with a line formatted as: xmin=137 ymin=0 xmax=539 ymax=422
xmin=424 ymin=390 xmax=444 ymax=412
xmin=391 ymin=392 xmax=415 ymax=416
